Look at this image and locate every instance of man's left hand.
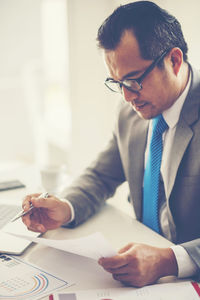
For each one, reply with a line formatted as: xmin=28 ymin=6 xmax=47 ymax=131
xmin=98 ymin=243 xmax=178 ymax=287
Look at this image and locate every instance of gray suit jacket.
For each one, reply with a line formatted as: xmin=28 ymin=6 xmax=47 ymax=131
xmin=65 ymin=65 xmax=200 ymax=274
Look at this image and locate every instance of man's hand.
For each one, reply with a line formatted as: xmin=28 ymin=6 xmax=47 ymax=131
xmin=98 ymin=243 xmax=178 ymax=287
xmin=22 ymin=193 xmax=72 ymax=233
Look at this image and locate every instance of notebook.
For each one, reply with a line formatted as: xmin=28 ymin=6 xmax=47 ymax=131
xmin=0 ymin=204 xmax=40 ymax=255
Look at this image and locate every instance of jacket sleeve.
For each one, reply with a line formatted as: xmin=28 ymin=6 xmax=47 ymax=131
xmin=181 ymin=239 xmax=200 ymax=279
xmin=63 ymin=132 xmax=126 ymax=227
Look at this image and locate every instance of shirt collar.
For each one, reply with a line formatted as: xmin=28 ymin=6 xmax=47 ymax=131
xmin=162 ymin=71 xmax=191 ymax=129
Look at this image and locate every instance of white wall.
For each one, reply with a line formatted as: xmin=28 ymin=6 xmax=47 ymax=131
xmin=66 ymin=0 xmax=119 ymax=175
xmin=156 ymin=0 xmax=200 ymax=67
xmin=0 ymin=0 xmax=118 ymax=174
xmin=0 ymin=0 xmax=42 ymax=163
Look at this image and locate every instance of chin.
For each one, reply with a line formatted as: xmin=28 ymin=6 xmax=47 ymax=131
xmin=135 ymin=111 xmax=152 ymax=120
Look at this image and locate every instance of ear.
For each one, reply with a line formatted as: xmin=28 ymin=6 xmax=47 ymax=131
xmin=169 ymin=48 xmax=183 ymax=76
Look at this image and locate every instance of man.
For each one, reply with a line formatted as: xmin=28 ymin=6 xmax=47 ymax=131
xmin=22 ymin=1 xmax=200 ymax=287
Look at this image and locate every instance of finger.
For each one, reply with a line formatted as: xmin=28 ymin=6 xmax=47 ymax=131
xmin=112 ymin=273 xmax=143 ymax=287
xmin=22 ymin=206 xmax=42 ymax=226
xmin=113 ymin=274 xmax=134 ymax=286
xmin=22 ymin=214 xmax=31 ymax=227
xmin=22 ymin=193 xmax=40 ymax=210
xmin=22 ymin=207 xmax=39 ymax=227
xmin=118 ymin=243 xmax=134 ymax=254
xmin=112 ymin=273 xmax=133 ymax=284
xmin=106 ymin=265 xmax=132 ymax=275
xmin=28 ymin=210 xmax=47 ymax=232
xmin=22 ymin=195 xmax=32 ymax=210
xmin=27 ymin=222 xmax=47 ymax=233
xmin=99 ymin=255 xmax=128 ymax=269
xmin=30 ymin=195 xmax=56 ymax=209
xmin=23 ymin=221 xmax=46 ymax=233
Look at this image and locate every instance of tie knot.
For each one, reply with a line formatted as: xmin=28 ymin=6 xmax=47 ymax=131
xmin=152 ymin=114 xmax=168 ymax=135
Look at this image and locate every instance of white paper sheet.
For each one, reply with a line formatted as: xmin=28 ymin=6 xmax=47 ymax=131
xmin=52 ymin=281 xmax=200 ymax=300
xmin=5 ymin=231 xmax=117 ymax=260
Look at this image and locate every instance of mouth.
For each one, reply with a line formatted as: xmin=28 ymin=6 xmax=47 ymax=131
xmin=132 ymin=101 xmax=148 ymax=111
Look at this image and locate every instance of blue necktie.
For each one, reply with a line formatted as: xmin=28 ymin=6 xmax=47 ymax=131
xmin=143 ymin=114 xmax=168 ymax=233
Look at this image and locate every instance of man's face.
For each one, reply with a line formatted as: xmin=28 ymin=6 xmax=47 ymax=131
xmin=104 ymin=30 xmax=179 ymax=119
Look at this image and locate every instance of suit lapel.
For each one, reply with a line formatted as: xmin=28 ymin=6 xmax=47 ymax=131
xmin=166 ymin=118 xmax=193 ymax=199
xmin=166 ymin=66 xmax=200 ymax=199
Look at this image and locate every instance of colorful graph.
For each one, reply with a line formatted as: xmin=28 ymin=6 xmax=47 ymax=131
xmin=0 ymin=273 xmax=49 ymax=299
xmin=0 ymin=254 xmax=69 ymax=300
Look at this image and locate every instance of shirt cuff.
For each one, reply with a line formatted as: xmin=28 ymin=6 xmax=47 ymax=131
xmin=171 ymin=245 xmax=198 ymax=278
xmin=59 ymin=198 xmax=75 ymax=224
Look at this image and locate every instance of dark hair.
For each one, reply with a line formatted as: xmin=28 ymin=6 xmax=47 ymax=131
xmin=97 ymin=1 xmax=188 ymax=62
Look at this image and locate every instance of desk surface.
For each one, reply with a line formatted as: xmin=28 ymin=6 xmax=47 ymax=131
xmin=20 ymin=203 xmax=179 ymax=300
xmin=0 ymin=164 xmax=182 ymax=299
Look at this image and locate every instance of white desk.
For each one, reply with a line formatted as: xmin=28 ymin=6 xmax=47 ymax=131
xmin=0 ymin=164 xmax=183 ymax=300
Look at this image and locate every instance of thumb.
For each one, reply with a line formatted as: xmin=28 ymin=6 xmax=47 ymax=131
xmin=118 ymin=242 xmax=135 ymax=254
xmin=31 ymin=196 xmax=55 ymax=208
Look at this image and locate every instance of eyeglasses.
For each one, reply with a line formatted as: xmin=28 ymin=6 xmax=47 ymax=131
xmin=104 ymin=50 xmax=168 ymax=94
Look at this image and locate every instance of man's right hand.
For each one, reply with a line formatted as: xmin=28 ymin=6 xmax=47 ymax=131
xmin=22 ymin=193 xmax=72 ymax=233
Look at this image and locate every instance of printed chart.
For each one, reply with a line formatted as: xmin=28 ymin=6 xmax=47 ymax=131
xmin=0 ymin=254 xmax=70 ymax=300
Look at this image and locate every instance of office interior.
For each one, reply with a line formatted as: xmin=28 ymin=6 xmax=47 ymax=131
xmin=0 ymin=0 xmax=200 ymax=214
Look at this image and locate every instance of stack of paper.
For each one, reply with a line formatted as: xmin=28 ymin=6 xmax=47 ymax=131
xmin=50 ymin=281 xmax=200 ymax=300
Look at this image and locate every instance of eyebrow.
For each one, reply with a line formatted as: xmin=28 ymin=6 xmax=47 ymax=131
xmin=121 ymin=70 xmax=143 ymax=81
xmin=107 ymin=70 xmax=142 ymax=82
xmin=107 ymin=66 xmax=146 ymax=82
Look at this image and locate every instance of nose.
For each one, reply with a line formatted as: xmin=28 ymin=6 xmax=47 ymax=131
xmin=121 ymin=86 xmax=139 ymax=103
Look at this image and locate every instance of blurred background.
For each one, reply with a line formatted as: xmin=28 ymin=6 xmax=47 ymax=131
xmin=0 ymin=0 xmax=200 ymax=208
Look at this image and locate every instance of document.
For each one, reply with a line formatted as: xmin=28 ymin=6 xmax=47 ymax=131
xmin=5 ymin=232 xmax=117 ymax=260
xmin=0 ymin=253 xmax=72 ymax=300
xmin=50 ymin=281 xmax=200 ymax=300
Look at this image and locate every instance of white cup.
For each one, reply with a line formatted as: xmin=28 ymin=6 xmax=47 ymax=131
xmin=40 ymin=164 xmax=69 ymax=195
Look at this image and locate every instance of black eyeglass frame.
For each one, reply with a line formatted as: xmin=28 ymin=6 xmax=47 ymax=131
xmin=104 ymin=49 xmax=169 ymax=93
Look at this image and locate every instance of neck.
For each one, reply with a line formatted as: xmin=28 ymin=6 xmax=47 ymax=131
xmin=179 ymin=62 xmax=190 ymax=96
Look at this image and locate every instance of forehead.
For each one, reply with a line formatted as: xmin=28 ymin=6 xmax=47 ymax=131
xmin=103 ymin=30 xmax=150 ymax=80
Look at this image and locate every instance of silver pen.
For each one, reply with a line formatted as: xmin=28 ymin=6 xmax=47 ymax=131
xmin=11 ymin=192 xmax=49 ymax=222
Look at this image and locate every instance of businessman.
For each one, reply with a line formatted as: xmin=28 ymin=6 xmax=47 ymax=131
xmin=22 ymin=1 xmax=200 ymax=287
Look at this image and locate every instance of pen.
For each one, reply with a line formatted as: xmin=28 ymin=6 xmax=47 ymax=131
xmin=11 ymin=192 xmax=49 ymax=222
